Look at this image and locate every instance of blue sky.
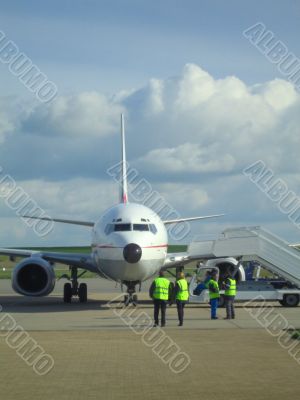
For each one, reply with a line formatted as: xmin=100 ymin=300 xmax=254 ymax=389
xmin=0 ymin=0 xmax=300 ymax=246
xmin=1 ymin=0 xmax=299 ymax=93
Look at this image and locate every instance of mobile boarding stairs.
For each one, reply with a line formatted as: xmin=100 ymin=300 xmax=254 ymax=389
xmin=188 ymin=226 xmax=300 ymax=306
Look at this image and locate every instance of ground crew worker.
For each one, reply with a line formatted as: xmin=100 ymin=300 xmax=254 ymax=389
xmin=194 ymin=270 xmax=211 ymax=295
xmin=206 ymin=270 xmax=220 ymax=319
xmin=223 ymin=271 xmax=236 ymax=319
xmin=149 ymin=271 xmax=171 ymax=327
xmin=175 ymin=272 xmax=189 ymax=326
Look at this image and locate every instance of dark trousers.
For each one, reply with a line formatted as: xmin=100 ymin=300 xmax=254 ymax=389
xmin=225 ymin=295 xmax=235 ymax=319
xmin=176 ymin=300 xmax=186 ymax=325
xmin=153 ymin=299 xmax=167 ymax=325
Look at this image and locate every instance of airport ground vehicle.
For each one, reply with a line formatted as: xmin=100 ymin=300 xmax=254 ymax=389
xmin=187 ymin=227 xmax=300 ymax=307
xmin=189 ymin=261 xmax=300 ymax=307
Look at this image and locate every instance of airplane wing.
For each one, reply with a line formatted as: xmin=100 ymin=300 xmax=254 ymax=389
xmin=23 ymin=215 xmax=94 ymax=227
xmin=0 ymin=248 xmax=98 ymax=273
xmin=23 ymin=213 xmax=224 ymax=227
xmin=163 ymin=214 xmax=225 ymax=224
xmin=289 ymin=243 xmax=300 ymax=249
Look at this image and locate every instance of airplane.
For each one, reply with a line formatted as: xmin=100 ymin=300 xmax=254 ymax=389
xmin=0 ymin=115 xmax=224 ymax=305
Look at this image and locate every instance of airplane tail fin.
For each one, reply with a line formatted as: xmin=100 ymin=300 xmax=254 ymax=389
xmin=120 ymin=114 xmax=128 ymax=204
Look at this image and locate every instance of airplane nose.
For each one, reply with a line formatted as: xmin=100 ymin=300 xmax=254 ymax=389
xmin=123 ymin=243 xmax=142 ymax=263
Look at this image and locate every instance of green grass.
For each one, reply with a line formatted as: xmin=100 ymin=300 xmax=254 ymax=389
xmin=0 ymin=244 xmax=188 ymax=279
xmin=15 ymin=246 xmax=91 ymax=253
xmin=168 ymin=244 xmax=187 ymax=252
xmin=291 ymin=330 xmax=300 ymax=340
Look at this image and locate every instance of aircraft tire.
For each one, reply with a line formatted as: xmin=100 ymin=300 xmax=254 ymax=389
xmin=64 ymin=283 xmax=72 ymax=303
xmin=78 ymin=283 xmax=88 ymax=303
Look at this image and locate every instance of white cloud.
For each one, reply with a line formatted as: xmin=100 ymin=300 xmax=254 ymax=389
xmin=175 ymin=63 xmax=217 ymax=109
xmin=130 ymin=64 xmax=300 ymax=174
xmin=0 ymin=177 xmax=120 ymax=246
xmin=12 ymin=178 xmax=118 ymax=218
xmin=0 ymin=97 xmax=19 ymax=142
xmin=135 ymin=142 xmax=235 ymax=173
xmin=22 ymin=92 xmax=124 ymax=137
xmin=1 ymin=63 xmax=300 ymax=244
xmin=251 ymin=79 xmax=298 ymax=111
xmin=156 ymin=182 xmax=209 ymax=212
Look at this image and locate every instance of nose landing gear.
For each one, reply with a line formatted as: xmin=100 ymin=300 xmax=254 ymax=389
xmin=122 ymin=281 xmax=141 ymax=306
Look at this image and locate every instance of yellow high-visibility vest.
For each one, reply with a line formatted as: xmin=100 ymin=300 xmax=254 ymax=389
xmin=176 ymin=279 xmax=189 ymax=301
xmin=225 ymin=278 xmax=236 ymax=296
xmin=153 ymin=277 xmax=170 ymax=300
xmin=206 ymin=279 xmax=220 ymax=299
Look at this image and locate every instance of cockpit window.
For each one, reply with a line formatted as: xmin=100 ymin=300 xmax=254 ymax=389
xmin=104 ymin=224 xmax=114 ymax=235
xmin=133 ymin=224 xmax=149 ymax=231
xmin=114 ymin=223 xmax=131 ymax=231
xmin=105 ymin=223 xmax=156 ymax=234
xmin=149 ymin=224 xmax=157 ymax=234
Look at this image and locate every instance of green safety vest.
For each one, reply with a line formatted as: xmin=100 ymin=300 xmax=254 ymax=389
xmin=225 ymin=278 xmax=236 ymax=296
xmin=206 ymin=279 xmax=220 ymax=299
xmin=176 ymin=279 xmax=189 ymax=301
xmin=153 ymin=277 xmax=170 ymax=300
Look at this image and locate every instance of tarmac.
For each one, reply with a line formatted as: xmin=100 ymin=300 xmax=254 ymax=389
xmin=0 ymin=278 xmax=300 ymax=399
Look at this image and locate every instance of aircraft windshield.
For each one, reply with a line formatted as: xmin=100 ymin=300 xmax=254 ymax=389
xmin=133 ymin=224 xmax=149 ymax=231
xmin=105 ymin=223 xmax=157 ymax=234
xmin=149 ymin=224 xmax=157 ymax=234
xmin=114 ymin=223 xmax=131 ymax=231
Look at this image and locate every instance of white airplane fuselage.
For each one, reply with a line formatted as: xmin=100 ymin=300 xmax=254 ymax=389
xmin=91 ymin=202 xmax=168 ymax=283
xmin=1 ymin=114 xmax=225 ymax=303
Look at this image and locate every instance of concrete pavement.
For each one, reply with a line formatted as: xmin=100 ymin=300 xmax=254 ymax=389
xmin=0 ymin=279 xmax=300 ymax=399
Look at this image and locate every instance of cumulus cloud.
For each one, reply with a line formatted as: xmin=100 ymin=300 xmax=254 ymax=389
xmin=130 ymin=64 xmax=300 ymax=175
xmin=175 ymin=64 xmax=217 ymax=109
xmin=135 ymin=142 xmax=235 ymax=173
xmin=0 ymin=177 xmax=119 ymax=246
xmin=156 ymin=182 xmax=209 ymax=212
xmin=22 ymin=92 xmax=124 ymax=137
xmin=0 ymin=178 xmax=119 ymax=219
xmin=1 ymin=63 xmax=300 ymax=244
xmin=0 ymin=97 xmax=19 ymax=142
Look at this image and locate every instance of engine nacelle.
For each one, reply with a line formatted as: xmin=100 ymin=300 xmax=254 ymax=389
xmin=12 ymin=257 xmax=56 ymax=297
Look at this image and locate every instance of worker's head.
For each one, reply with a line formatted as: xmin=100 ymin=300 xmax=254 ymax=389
xmin=159 ymin=270 xmax=164 ymax=277
xmin=211 ymin=269 xmax=218 ymax=280
xmin=178 ymin=272 xmax=185 ymax=280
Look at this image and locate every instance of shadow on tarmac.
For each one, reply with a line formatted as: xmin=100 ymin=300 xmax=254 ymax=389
xmin=0 ymin=296 xmax=156 ymax=313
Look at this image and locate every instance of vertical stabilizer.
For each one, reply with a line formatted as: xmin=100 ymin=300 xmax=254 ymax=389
xmin=120 ymin=114 xmax=128 ymax=204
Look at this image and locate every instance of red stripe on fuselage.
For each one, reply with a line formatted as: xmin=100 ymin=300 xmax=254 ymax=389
xmin=94 ymin=244 xmax=168 ymax=249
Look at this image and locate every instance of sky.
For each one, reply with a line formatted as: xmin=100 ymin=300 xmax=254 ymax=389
xmin=0 ymin=0 xmax=300 ymax=246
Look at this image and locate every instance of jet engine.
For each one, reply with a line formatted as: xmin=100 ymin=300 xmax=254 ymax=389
xmin=12 ymin=257 xmax=56 ymax=296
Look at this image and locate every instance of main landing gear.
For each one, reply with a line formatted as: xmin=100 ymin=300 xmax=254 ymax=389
xmin=122 ymin=281 xmax=141 ymax=306
xmin=63 ymin=266 xmax=87 ymax=303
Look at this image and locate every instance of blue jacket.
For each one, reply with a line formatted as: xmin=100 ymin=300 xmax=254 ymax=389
xmin=194 ymin=276 xmax=210 ymax=295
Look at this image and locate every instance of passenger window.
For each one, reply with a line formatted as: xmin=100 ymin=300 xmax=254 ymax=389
xmin=133 ymin=224 xmax=149 ymax=231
